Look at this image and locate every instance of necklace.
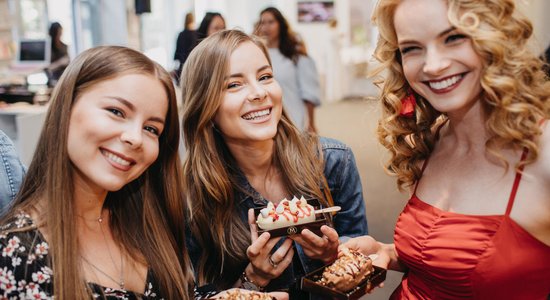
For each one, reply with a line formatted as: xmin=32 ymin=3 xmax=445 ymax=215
xmin=81 ymin=214 xmax=125 ymax=290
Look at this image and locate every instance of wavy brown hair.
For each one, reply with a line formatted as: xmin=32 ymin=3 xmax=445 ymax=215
xmin=181 ymin=29 xmax=325 ymax=289
xmin=371 ymin=0 xmax=550 ymax=191
xmin=2 ymin=46 xmax=193 ymax=299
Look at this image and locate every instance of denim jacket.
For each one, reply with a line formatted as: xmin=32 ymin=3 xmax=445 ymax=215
xmin=187 ymin=137 xmax=368 ymax=296
xmin=0 ymin=130 xmax=26 ymax=211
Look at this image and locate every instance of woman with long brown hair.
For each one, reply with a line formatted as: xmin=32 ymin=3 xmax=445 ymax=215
xmin=0 ymin=46 xmax=192 ymax=299
xmin=255 ymin=7 xmax=321 ymax=133
xmin=181 ymin=30 xmax=367 ymax=298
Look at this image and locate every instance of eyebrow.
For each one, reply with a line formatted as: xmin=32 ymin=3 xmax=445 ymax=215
xmin=398 ymin=26 xmax=457 ymax=46
xmin=108 ymin=96 xmax=165 ymax=124
xmin=225 ymin=65 xmax=272 ymax=80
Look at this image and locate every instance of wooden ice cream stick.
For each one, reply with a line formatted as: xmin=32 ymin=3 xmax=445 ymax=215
xmin=314 ymin=206 xmax=341 ymax=214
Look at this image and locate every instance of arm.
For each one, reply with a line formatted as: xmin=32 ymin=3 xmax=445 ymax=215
xmin=324 ymin=140 xmax=369 ymax=238
xmin=0 ymin=130 xmax=26 ymax=209
xmin=174 ymin=32 xmax=184 ymax=61
xmin=289 ymin=140 xmax=368 ymax=264
xmin=343 ymin=235 xmax=407 ymax=272
xmin=297 ymin=56 xmax=321 ymax=133
xmin=304 ymin=101 xmax=316 ymax=133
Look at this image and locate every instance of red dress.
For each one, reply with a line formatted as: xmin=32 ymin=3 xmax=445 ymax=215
xmin=392 ymin=150 xmax=550 ymax=299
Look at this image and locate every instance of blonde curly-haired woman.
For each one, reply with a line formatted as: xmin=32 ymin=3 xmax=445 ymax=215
xmin=344 ymin=0 xmax=550 ymax=299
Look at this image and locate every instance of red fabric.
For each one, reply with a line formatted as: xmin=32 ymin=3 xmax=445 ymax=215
xmin=392 ymin=150 xmax=550 ymax=299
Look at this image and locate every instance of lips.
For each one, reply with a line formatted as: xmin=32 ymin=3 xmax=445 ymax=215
xmin=100 ymin=148 xmax=135 ymax=171
xmin=242 ymin=108 xmax=271 ymax=121
xmin=424 ymin=73 xmax=466 ymax=94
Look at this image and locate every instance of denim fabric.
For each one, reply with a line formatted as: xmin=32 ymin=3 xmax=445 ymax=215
xmin=187 ymin=137 xmax=368 ymax=296
xmin=0 ymin=130 xmax=26 ymax=211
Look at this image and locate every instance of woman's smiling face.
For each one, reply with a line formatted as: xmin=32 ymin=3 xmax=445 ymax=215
xmin=67 ymin=73 xmax=168 ymax=193
xmin=395 ymin=0 xmax=483 ymax=115
xmin=213 ymin=41 xmax=283 ymax=144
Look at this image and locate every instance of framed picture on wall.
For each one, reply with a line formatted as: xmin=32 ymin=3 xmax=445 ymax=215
xmin=298 ymin=1 xmax=334 ymax=23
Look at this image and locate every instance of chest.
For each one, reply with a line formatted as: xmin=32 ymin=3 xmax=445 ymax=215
xmin=247 ymin=173 xmax=290 ymax=203
xmin=415 ymin=151 xmax=549 ymax=226
xmin=394 ymin=200 xmax=550 ymax=298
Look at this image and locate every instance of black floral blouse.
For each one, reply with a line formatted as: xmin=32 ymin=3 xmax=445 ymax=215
xmin=0 ymin=212 xmax=216 ymax=299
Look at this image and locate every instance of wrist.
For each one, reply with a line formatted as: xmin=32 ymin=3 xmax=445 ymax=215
xmin=240 ymin=267 xmax=266 ymax=292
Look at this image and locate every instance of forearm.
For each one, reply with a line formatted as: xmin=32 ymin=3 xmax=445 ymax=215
xmin=378 ymin=242 xmax=407 ymax=272
xmin=304 ymin=101 xmax=316 ymax=133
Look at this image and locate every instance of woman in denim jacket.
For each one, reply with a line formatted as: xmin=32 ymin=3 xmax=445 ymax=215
xmin=0 ymin=130 xmax=26 ymax=209
xmin=181 ymin=30 xmax=368 ymax=298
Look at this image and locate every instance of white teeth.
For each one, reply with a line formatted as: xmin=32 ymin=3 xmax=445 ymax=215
xmin=429 ymin=74 xmax=462 ymax=90
xmin=242 ymin=108 xmax=270 ymax=120
xmin=102 ymin=150 xmax=131 ymax=166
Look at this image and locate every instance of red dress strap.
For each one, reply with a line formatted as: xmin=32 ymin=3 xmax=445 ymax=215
xmin=505 ymin=148 xmax=529 ymax=216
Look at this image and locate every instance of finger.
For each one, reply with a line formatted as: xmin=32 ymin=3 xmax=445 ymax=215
xmin=247 ymin=232 xmax=271 ymax=258
xmin=248 ymin=209 xmax=259 ymax=242
xmin=269 ymin=238 xmax=293 ymax=263
xmin=299 ymin=229 xmax=327 ymax=249
xmin=264 ymin=236 xmax=283 ymax=252
xmin=320 ymin=225 xmax=339 ymax=244
xmin=268 ymin=292 xmax=289 ymax=300
xmin=271 ymin=247 xmax=294 ymax=275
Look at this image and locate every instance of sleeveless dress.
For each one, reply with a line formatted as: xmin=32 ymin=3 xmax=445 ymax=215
xmin=392 ymin=149 xmax=550 ymax=299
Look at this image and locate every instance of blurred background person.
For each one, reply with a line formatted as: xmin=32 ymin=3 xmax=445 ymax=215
xmin=197 ymin=12 xmax=226 ymax=41
xmin=173 ymin=12 xmax=197 ymax=84
xmin=256 ymin=7 xmax=321 ymax=133
xmin=47 ymin=22 xmax=70 ymax=86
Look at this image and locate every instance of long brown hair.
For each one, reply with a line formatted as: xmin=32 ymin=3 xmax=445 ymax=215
xmin=371 ymin=0 xmax=550 ymax=191
xmin=3 ymin=46 xmax=193 ymax=299
xmin=181 ymin=30 xmax=325 ymax=289
xmin=257 ymin=7 xmax=307 ymax=63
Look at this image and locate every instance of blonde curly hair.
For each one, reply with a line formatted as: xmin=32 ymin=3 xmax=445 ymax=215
xmin=371 ymin=0 xmax=550 ymax=191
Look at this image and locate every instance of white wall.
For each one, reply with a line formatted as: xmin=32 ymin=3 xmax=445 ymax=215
xmin=517 ymin=0 xmax=550 ymax=54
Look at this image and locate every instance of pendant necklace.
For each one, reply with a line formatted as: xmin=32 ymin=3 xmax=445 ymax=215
xmin=80 ymin=213 xmax=125 ymax=290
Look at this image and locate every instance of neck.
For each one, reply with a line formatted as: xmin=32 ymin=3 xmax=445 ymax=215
xmin=267 ymin=38 xmax=279 ymax=49
xmin=73 ymin=177 xmax=108 ymax=222
xmin=443 ymin=100 xmax=489 ymax=152
xmin=225 ymin=139 xmax=275 ymax=178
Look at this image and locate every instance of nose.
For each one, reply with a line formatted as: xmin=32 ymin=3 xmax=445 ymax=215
xmin=423 ymin=46 xmax=451 ymax=75
xmin=246 ymin=83 xmax=267 ymax=102
xmin=120 ymin=124 xmax=143 ymax=149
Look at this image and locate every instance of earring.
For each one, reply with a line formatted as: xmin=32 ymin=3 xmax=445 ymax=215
xmin=399 ymin=89 xmax=416 ymax=118
xmin=211 ymin=122 xmax=222 ymax=134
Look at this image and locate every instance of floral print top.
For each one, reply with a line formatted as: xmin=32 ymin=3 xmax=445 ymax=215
xmin=0 ymin=212 xmax=215 ymax=299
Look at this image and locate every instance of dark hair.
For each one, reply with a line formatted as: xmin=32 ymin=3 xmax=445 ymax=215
xmin=48 ymin=22 xmax=62 ymax=41
xmin=259 ymin=7 xmax=306 ymax=62
xmin=197 ymin=12 xmax=225 ymax=39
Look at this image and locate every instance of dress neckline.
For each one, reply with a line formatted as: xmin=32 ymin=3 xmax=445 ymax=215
xmin=409 ymin=194 xmax=550 ymax=249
